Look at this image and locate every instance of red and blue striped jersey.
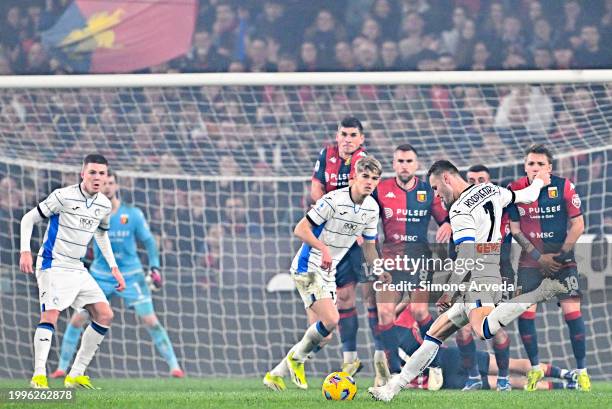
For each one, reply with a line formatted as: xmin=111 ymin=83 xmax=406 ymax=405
xmin=373 ymin=177 xmax=448 ymax=259
xmin=312 ymin=144 xmax=367 ymax=193
xmin=507 ymin=175 xmax=582 ymax=268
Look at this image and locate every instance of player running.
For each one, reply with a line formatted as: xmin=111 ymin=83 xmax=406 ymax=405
xmin=20 ymin=154 xmax=125 ymax=389
xmin=372 ymin=144 xmax=450 ymax=387
xmin=264 ymin=157 xmax=383 ymax=391
xmin=51 ymin=170 xmax=184 ymax=379
xmin=369 ymin=159 xmax=567 ymax=401
xmin=507 ymin=144 xmax=590 ymax=391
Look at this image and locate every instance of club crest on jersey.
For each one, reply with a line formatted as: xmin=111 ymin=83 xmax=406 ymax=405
xmin=416 ymin=190 xmax=427 ymax=202
xmin=548 ymin=186 xmax=558 ymax=198
xmin=384 ymin=208 xmax=393 ymax=218
xmin=518 ymin=207 xmax=526 ymax=217
xmin=572 ymin=194 xmax=581 ymax=209
xmin=120 ymin=214 xmax=129 ymax=224
xmin=329 ymin=156 xmax=337 ymax=164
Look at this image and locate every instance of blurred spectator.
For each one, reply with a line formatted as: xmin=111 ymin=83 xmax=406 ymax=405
xmin=574 ymin=25 xmax=611 ymax=69
xmin=250 ymin=1 xmax=294 ymax=53
xmin=304 ymin=9 xmax=347 ymax=64
xmin=355 ymin=39 xmax=381 ymax=70
xmin=246 ymin=37 xmax=277 ymax=72
xmin=398 ymin=11 xmax=426 ymax=68
xmin=532 ymin=47 xmax=553 ymax=69
xmin=529 ymin=18 xmax=556 ymax=52
xmin=361 ymin=17 xmax=382 ymax=45
xmin=380 ymin=40 xmax=400 ymax=70
xmin=277 ymin=53 xmax=298 ymax=72
xmin=454 ymin=19 xmax=477 ymax=69
xmin=298 ymin=41 xmax=320 ymax=71
xmin=552 ymin=41 xmax=574 ymax=69
xmin=440 ymin=6 xmax=469 ymax=56
xmin=223 ymin=194 xmax=263 ymax=236
xmin=186 ymin=31 xmax=230 ymax=72
xmin=471 ymin=41 xmax=493 ymax=70
xmin=495 ymin=85 xmax=554 ymax=135
xmin=334 ymin=41 xmax=357 ymax=70
xmin=558 ymin=0 xmax=584 ymax=45
xmin=370 ymin=0 xmax=401 ymax=41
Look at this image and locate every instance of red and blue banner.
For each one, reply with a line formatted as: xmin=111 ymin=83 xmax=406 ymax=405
xmin=42 ymin=0 xmax=197 ymax=73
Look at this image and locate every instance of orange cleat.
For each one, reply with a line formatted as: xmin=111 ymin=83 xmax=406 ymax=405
xmin=170 ymin=368 xmax=185 ymax=378
xmin=50 ymin=369 xmax=66 ymax=379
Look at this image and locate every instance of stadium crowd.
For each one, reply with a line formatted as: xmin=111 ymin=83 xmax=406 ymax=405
xmin=1 ymin=0 xmax=612 ymax=74
xmin=0 ymin=0 xmax=611 ymax=284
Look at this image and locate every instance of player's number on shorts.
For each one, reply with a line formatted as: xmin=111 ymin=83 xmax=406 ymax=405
xmin=483 ymin=201 xmax=495 ymax=242
xmin=564 ymin=275 xmax=579 ymax=290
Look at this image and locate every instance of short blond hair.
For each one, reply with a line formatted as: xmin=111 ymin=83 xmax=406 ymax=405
xmin=355 ymin=156 xmax=382 ymax=176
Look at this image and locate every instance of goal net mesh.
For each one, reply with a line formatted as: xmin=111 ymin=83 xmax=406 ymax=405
xmin=0 ymin=81 xmax=610 ymax=379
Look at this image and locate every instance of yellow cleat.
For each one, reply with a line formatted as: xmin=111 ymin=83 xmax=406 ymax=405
xmin=30 ymin=375 xmax=49 ymax=389
xmin=577 ymin=371 xmax=591 ymax=392
xmin=64 ymin=375 xmax=96 ymax=389
xmin=286 ymin=352 xmax=308 ymax=389
xmin=341 ymin=359 xmax=363 ymax=377
xmin=525 ymin=368 xmax=544 ymax=391
xmin=263 ymin=372 xmax=286 ymax=391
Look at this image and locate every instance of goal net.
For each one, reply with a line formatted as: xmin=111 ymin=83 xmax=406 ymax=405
xmin=0 ymin=71 xmax=610 ymax=379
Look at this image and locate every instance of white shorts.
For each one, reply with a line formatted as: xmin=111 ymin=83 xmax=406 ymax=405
xmin=291 ymin=268 xmax=336 ymax=309
xmin=36 ymin=267 xmax=108 ymax=312
xmin=446 ymin=276 xmax=502 ymax=328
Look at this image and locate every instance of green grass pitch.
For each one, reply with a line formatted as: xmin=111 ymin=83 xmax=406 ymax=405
xmin=1 ymin=378 xmax=611 ymax=409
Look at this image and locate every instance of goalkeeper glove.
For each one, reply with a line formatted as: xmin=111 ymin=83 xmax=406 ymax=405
xmin=146 ymin=267 xmax=163 ymax=292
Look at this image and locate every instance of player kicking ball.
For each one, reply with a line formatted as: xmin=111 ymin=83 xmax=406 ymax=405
xmin=369 ymin=160 xmax=567 ymax=402
xmin=264 ymin=157 xmax=385 ymax=391
xmin=20 ymin=154 xmax=125 ymax=389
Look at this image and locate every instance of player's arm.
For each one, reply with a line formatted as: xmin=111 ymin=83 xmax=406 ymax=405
xmin=432 ymin=195 xmax=452 ymax=243
xmin=135 ymin=208 xmax=163 ymax=291
xmin=362 ymin=213 xmax=390 ymax=282
xmin=94 ymin=214 xmax=125 ymax=291
xmin=558 ymin=179 xmax=584 ymax=260
xmin=509 ymin=169 xmax=550 ymax=205
xmin=310 ymin=148 xmax=327 ymax=202
xmin=510 ymin=220 xmax=561 ymax=275
xmin=19 ymin=189 xmax=64 ymax=273
xmin=294 ymin=217 xmax=332 ymax=270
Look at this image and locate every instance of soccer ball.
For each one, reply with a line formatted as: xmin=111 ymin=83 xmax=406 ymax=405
xmin=322 ymin=371 xmax=357 ymax=400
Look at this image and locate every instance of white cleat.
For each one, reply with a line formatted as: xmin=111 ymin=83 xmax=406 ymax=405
xmin=428 ymin=367 xmax=444 ymax=391
xmin=534 ymin=278 xmax=568 ymax=302
xmin=368 ymin=375 xmax=402 ymax=402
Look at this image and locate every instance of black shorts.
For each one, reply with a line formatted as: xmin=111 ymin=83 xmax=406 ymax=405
xmin=335 ymin=243 xmax=366 ymax=287
xmin=517 ymin=266 xmax=581 ymax=300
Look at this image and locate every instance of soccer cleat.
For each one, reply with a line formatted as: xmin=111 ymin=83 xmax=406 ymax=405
xmin=64 ymin=375 xmax=96 ymax=389
xmin=30 ymin=375 xmax=49 ymax=389
xmin=496 ymin=377 xmax=512 ymax=391
xmin=576 ymin=371 xmax=591 ymax=392
xmin=170 ymin=368 xmax=185 ymax=378
xmin=263 ymin=372 xmax=286 ymax=391
xmin=368 ymin=376 xmax=402 ymax=402
xmin=462 ymin=376 xmax=483 ymax=391
xmin=50 ymin=369 xmax=66 ymax=379
xmin=341 ymin=359 xmax=363 ymax=377
xmin=531 ymin=278 xmax=568 ymax=303
xmin=428 ymin=367 xmax=444 ymax=391
xmin=286 ymin=352 xmax=308 ymax=389
xmin=525 ymin=368 xmax=544 ymax=391
xmin=373 ymin=357 xmax=391 ymax=387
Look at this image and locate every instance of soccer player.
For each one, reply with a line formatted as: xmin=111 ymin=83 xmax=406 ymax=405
xmin=369 ymin=160 xmax=566 ymax=401
xmin=455 ymin=164 xmax=513 ymax=391
xmin=264 ymin=157 xmax=383 ymax=391
xmin=372 ymin=144 xmax=450 ymax=387
xmin=507 ymin=144 xmax=590 ymax=391
xmin=310 ymin=116 xmax=379 ymax=377
xmin=20 ymin=154 xmax=125 ymax=389
xmin=51 ymin=170 xmax=184 ymax=379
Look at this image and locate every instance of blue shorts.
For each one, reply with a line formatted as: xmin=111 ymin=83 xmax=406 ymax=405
xmin=94 ymin=274 xmax=154 ymax=316
xmin=517 ymin=266 xmax=581 ymax=300
xmin=335 ymin=243 xmax=366 ymax=288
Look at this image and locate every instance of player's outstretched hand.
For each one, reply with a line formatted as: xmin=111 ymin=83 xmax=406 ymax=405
xmin=534 ymin=168 xmax=551 ymax=186
xmin=146 ymin=267 xmax=163 ymax=292
xmin=111 ymin=267 xmax=126 ymax=292
xmin=19 ymin=251 xmax=34 ymax=274
xmin=320 ymin=246 xmax=332 ymax=271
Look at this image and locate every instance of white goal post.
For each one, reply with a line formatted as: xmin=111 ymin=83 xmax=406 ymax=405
xmin=0 ymin=70 xmax=610 ymax=380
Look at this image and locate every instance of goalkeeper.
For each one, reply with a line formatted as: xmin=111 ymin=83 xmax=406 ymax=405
xmin=52 ymin=170 xmax=184 ymax=378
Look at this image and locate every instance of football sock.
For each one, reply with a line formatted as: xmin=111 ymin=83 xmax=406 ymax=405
xmin=378 ymin=323 xmax=402 ymax=373
xmin=69 ymin=321 xmax=108 ymax=377
xmin=397 ymin=335 xmax=441 ymax=387
xmin=33 ymin=323 xmax=55 ymax=377
xmin=493 ymin=336 xmax=511 ymax=378
xmin=338 ymin=307 xmax=358 ymax=361
xmin=293 ymin=321 xmax=329 ymax=362
xmin=564 ymin=311 xmax=586 ymax=369
xmin=367 ymin=307 xmax=385 ymax=351
xmin=518 ymin=311 xmax=540 ymax=366
xmin=57 ymin=323 xmax=83 ymax=372
xmin=456 ymin=332 xmax=480 ymax=378
xmin=146 ymin=322 xmax=179 ymax=370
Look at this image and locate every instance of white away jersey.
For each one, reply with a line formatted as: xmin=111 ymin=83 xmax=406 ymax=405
xmin=36 ymin=184 xmax=112 ymax=272
xmin=449 ymin=183 xmax=515 ymax=277
xmin=291 ymin=187 xmax=379 ymax=277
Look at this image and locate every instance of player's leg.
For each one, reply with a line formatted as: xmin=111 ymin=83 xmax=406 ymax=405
xmin=51 ymin=310 xmax=89 ymax=378
xmin=127 ymin=274 xmax=184 ymax=377
xmin=31 ymin=309 xmax=61 ymax=388
xmin=492 ymin=329 xmax=511 ymax=391
xmin=455 ymin=325 xmax=482 ymax=390
xmin=560 ymin=295 xmax=589 ymax=390
xmin=369 ymin=305 xmax=462 ymax=401
xmin=374 ymin=282 xmax=401 ymax=385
